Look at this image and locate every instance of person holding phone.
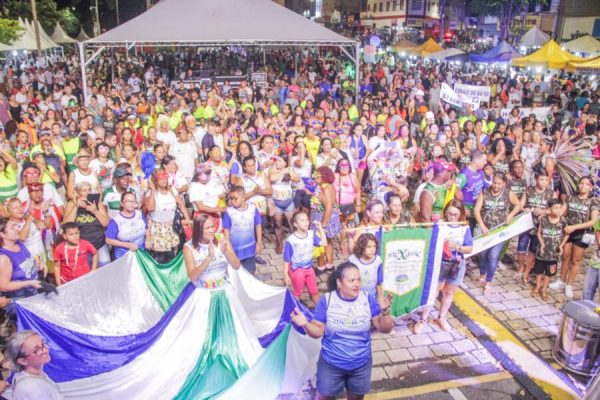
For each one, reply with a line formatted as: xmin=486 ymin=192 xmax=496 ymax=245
xmin=62 ymin=182 xmax=111 ymax=266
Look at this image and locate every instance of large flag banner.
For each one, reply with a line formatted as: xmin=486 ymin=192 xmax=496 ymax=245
xmin=381 ymin=225 xmax=447 ymax=317
xmin=13 ymin=251 xmax=319 ymax=400
xmin=454 ymin=83 xmax=491 ymax=104
xmin=465 ymin=212 xmax=534 ymax=258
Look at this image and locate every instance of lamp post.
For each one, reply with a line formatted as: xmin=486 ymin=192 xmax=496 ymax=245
xmin=116 ymin=0 xmax=120 ymax=25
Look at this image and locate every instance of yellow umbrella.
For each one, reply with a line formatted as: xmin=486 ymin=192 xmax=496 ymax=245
xmin=512 ymin=40 xmax=589 ymax=69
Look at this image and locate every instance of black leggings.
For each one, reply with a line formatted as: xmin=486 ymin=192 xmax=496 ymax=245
xmin=149 ymin=250 xmax=175 ymax=264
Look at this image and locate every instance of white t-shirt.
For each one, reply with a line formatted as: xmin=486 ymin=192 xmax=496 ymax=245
xmin=189 ymin=181 xmax=224 ymax=210
xmin=157 ymin=130 xmax=177 ymax=146
xmin=128 ymin=76 xmax=142 ymax=93
xmin=169 ymin=141 xmax=197 ymax=181
xmin=89 ymin=158 xmax=116 ymax=190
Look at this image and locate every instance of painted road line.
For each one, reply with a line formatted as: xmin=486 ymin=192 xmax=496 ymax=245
xmin=448 ymin=387 xmax=469 ymax=400
xmin=452 ymin=287 xmax=581 ymax=400
xmin=365 ymin=371 xmax=512 ymax=399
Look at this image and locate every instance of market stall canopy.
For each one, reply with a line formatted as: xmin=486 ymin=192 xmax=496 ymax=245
xmin=519 ymin=26 xmax=551 ymax=48
xmin=85 ymin=0 xmax=355 ymax=47
xmin=512 ymin=40 xmax=589 ymax=69
xmin=392 ymin=38 xmax=417 ymax=52
xmin=76 ymin=27 xmax=91 ymax=42
xmin=425 ymin=48 xmax=465 ymax=60
xmin=50 ymin=22 xmax=77 ymax=44
xmin=561 ymin=35 xmax=600 ymax=55
xmin=566 ymin=56 xmax=600 ymax=73
xmin=469 ymin=41 xmax=521 ymax=63
xmin=408 ymin=38 xmax=443 ymax=57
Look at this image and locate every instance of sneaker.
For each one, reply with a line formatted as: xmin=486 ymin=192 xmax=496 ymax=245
xmin=549 ymin=279 xmax=565 ymax=291
xmin=565 ymin=285 xmax=573 ymax=299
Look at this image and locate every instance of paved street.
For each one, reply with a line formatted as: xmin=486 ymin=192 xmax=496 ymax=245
xmin=256 ymin=237 xmax=592 ymax=399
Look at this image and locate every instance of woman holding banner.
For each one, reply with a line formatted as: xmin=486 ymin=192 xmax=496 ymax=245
xmin=412 ymin=200 xmax=472 ymax=334
xmin=474 ymin=172 xmax=521 ymax=294
xmin=290 ymin=262 xmax=393 ymax=400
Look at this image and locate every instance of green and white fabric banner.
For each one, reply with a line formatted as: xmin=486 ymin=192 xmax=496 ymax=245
xmin=380 ymin=225 xmax=446 ymax=317
xmin=465 ymin=212 xmax=534 ymax=258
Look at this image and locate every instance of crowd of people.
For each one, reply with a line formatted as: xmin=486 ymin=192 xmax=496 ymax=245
xmin=0 ymin=46 xmax=598 ymax=399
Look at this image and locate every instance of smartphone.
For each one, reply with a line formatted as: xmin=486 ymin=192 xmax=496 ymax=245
xmin=87 ymin=193 xmax=100 ymax=205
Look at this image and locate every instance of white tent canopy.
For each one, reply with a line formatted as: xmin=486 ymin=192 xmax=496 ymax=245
xmin=25 ymin=19 xmax=59 ymax=49
xmin=51 ymin=22 xmax=77 ymax=44
xmin=76 ymin=28 xmax=91 ymax=42
xmin=519 ymin=27 xmax=551 ymax=48
xmin=80 ymin=0 xmax=358 ymax=102
xmin=85 ymin=0 xmax=354 ymax=47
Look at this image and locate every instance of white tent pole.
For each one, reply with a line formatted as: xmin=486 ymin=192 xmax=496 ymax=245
xmin=79 ymin=42 xmax=88 ymax=105
xmin=355 ymin=42 xmax=360 ymax=107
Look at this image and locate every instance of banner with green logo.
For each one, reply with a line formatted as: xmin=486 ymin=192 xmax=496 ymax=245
xmin=381 ymin=225 xmax=446 ymax=317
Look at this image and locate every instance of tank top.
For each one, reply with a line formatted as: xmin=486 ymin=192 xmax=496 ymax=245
xmin=335 ymin=174 xmax=356 ymax=205
xmin=509 ymin=177 xmax=527 ymax=200
xmin=350 ymin=135 xmax=366 ymax=160
xmin=423 ymin=182 xmax=448 ymax=218
xmin=73 ymin=168 xmax=99 ymax=193
xmin=148 ymin=190 xmax=177 ymax=224
xmin=272 ymin=173 xmax=293 ymax=201
xmin=0 ymin=241 xmax=38 ymax=298
xmin=76 ymin=207 xmax=105 ymax=249
xmin=481 ymin=188 xmax=511 ymax=228
xmin=184 ymin=241 xmax=229 ymax=289
xmin=525 ymin=186 xmax=554 ymax=232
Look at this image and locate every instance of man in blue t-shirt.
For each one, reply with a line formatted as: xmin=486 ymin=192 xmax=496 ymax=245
xmin=222 ymin=186 xmax=263 ymax=274
xmin=455 ymin=150 xmax=486 ymax=231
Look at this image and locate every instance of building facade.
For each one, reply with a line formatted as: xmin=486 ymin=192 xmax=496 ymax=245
xmin=360 ymin=0 xmax=440 ymax=30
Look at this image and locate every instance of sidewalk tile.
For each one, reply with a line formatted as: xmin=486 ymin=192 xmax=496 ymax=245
xmin=430 ymin=343 xmax=455 ymax=357
xmin=452 ymin=339 xmax=476 ymax=353
xmin=408 ymin=346 xmax=434 ymax=360
xmin=387 ymin=349 xmax=413 ymax=363
xmin=409 ymin=334 xmax=433 ymax=346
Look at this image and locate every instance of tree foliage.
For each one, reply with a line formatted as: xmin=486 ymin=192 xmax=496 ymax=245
xmin=0 ymin=17 xmax=23 ymax=44
xmin=1 ymin=0 xmax=60 ymax=34
xmin=58 ymin=7 xmax=80 ymax=36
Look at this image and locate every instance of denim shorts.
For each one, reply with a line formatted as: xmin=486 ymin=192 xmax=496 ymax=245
xmin=240 ymin=257 xmax=256 ymax=274
xmin=439 ymin=260 xmax=466 ymax=286
xmin=316 ymin=355 xmax=372 ymax=397
xmin=517 ymin=233 xmax=538 ymax=254
xmin=273 ymin=198 xmax=295 ymax=213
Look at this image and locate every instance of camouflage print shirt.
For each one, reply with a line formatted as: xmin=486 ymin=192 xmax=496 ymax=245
xmin=536 ymin=217 xmax=566 ymax=261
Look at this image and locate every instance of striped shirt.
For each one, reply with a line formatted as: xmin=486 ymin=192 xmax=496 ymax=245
xmin=0 ymin=165 xmax=18 ymax=202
